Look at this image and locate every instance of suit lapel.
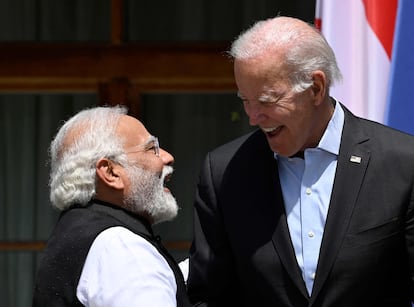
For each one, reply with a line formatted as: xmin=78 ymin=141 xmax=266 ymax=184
xmin=310 ymin=108 xmax=371 ymax=300
xmin=224 ymin=130 xmax=309 ymax=297
xmin=270 ymin=163 xmax=309 ymax=298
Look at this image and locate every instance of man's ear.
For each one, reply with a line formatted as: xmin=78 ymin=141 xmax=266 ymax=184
xmin=311 ymin=70 xmax=327 ymax=105
xmin=96 ymin=158 xmax=124 ymax=190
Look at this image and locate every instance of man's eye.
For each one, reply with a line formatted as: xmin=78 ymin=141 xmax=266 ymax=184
xmin=241 ymin=98 xmax=278 ymax=106
xmin=259 ymin=99 xmax=278 ymax=106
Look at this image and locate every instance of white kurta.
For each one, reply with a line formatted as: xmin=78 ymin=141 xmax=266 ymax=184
xmin=76 ymin=226 xmax=177 ymax=307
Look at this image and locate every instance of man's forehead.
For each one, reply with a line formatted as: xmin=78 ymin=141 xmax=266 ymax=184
xmin=117 ymin=115 xmax=150 ymax=143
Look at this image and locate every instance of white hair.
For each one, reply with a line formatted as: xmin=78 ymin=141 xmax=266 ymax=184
xmin=49 ymin=106 xmax=129 ymax=211
xmin=229 ymin=16 xmax=342 ymax=92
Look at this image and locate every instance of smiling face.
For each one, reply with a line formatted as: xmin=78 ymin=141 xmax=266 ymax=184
xmin=117 ymin=115 xmax=178 ymax=223
xmin=94 ymin=114 xmax=177 ymax=224
xmin=234 ymin=54 xmax=331 ymax=157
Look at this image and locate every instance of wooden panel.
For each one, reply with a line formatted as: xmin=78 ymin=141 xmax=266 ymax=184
xmin=0 ymin=240 xmax=191 ymax=251
xmin=0 ymin=42 xmax=236 ymax=93
xmin=0 ymin=0 xmax=221 ymax=255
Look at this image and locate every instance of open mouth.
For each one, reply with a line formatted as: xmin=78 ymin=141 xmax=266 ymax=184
xmin=162 ymin=170 xmax=173 ymax=192
xmin=164 ymin=173 xmax=172 ymax=186
xmin=262 ymin=126 xmax=283 ymax=137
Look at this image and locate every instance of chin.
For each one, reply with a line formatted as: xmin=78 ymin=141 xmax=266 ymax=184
xmin=150 ymin=192 xmax=179 ymax=225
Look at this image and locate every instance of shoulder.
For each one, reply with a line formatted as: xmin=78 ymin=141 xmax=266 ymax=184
xmin=197 ymin=129 xmax=271 ymax=180
xmin=197 ymin=129 xmax=276 ymax=190
xmin=88 ymin=226 xmax=166 ymax=263
xmin=345 ymin=109 xmax=414 ymax=148
xmin=342 ymin=107 xmax=414 ymax=165
xmin=211 ymin=129 xmax=266 ymax=154
xmin=77 ymin=226 xmax=177 ymax=306
xmin=207 ymin=129 xmax=272 ymax=166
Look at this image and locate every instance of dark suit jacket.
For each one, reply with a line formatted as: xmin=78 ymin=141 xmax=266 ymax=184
xmin=187 ymin=105 xmax=414 ymax=307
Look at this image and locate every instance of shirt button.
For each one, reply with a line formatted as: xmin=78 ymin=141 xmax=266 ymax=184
xmin=306 ymin=187 xmax=312 ymax=195
xmin=311 ymin=272 xmax=316 ymax=280
xmin=308 ymin=231 xmax=315 ymax=238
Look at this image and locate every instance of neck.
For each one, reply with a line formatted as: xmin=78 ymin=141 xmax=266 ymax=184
xmin=305 ymin=96 xmax=335 ymax=149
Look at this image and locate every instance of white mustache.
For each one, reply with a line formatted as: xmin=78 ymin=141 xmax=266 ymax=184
xmin=161 ymin=165 xmax=174 ymax=182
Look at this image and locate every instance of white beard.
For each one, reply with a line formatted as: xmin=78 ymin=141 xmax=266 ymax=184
xmin=123 ymin=164 xmax=178 ymax=224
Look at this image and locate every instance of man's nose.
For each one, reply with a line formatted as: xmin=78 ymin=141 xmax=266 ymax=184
xmin=245 ymin=103 xmax=266 ymax=126
xmin=160 ymin=148 xmax=174 ymax=166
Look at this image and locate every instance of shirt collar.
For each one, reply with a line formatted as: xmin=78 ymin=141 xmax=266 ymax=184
xmin=317 ymin=98 xmax=344 ymax=156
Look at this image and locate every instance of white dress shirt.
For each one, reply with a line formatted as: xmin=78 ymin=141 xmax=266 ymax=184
xmin=76 ymin=226 xmax=177 ymax=307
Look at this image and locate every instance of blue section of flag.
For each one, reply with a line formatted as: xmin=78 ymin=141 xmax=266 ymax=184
xmin=385 ymin=0 xmax=414 ymax=135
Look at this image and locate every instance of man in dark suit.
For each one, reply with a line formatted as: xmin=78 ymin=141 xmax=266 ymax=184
xmin=187 ymin=16 xmax=414 ymax=306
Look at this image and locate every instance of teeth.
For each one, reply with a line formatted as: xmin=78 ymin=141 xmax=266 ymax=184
xmin=262 ymin=127 xmax=277 ymax=133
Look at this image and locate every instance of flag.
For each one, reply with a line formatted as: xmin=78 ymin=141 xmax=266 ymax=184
xmin=385 ymin=0 xmax=414 ymax=135
xmin=315 ymin=0 xmax=397 ymax=123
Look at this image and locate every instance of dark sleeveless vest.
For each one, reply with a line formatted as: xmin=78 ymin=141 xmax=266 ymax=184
xmin=33 ymin=200 xmax=191 ymax=307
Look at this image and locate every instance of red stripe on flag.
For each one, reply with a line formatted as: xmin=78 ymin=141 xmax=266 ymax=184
xmin=314 ymin=18 xmax=322 ymax=31
xmin=362 ymin=0 xmax=398 ymax=59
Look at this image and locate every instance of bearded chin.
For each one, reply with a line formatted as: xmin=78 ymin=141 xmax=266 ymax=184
xmin=124 ymin=165 xmax=179 ymax=224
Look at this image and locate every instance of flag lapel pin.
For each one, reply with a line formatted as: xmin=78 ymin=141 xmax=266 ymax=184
xmin=350 ymin=155 xmax=362 ymax=163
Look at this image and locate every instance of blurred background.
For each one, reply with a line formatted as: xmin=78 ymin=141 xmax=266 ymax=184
xmin=0 ymin=1 xmax=315 ymax=306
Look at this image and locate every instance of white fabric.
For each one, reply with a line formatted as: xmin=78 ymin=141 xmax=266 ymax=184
xmin=76 ymin=226 xmax=177 ymax=307
xmin=316 ymin=0 xmax=391 ymax=123
xmin=178 ymin=258 xmax=189 ymax=283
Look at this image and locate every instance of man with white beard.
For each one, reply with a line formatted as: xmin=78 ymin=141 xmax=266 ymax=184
xmin=33 ymin=106 xmax=191 ymax=307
